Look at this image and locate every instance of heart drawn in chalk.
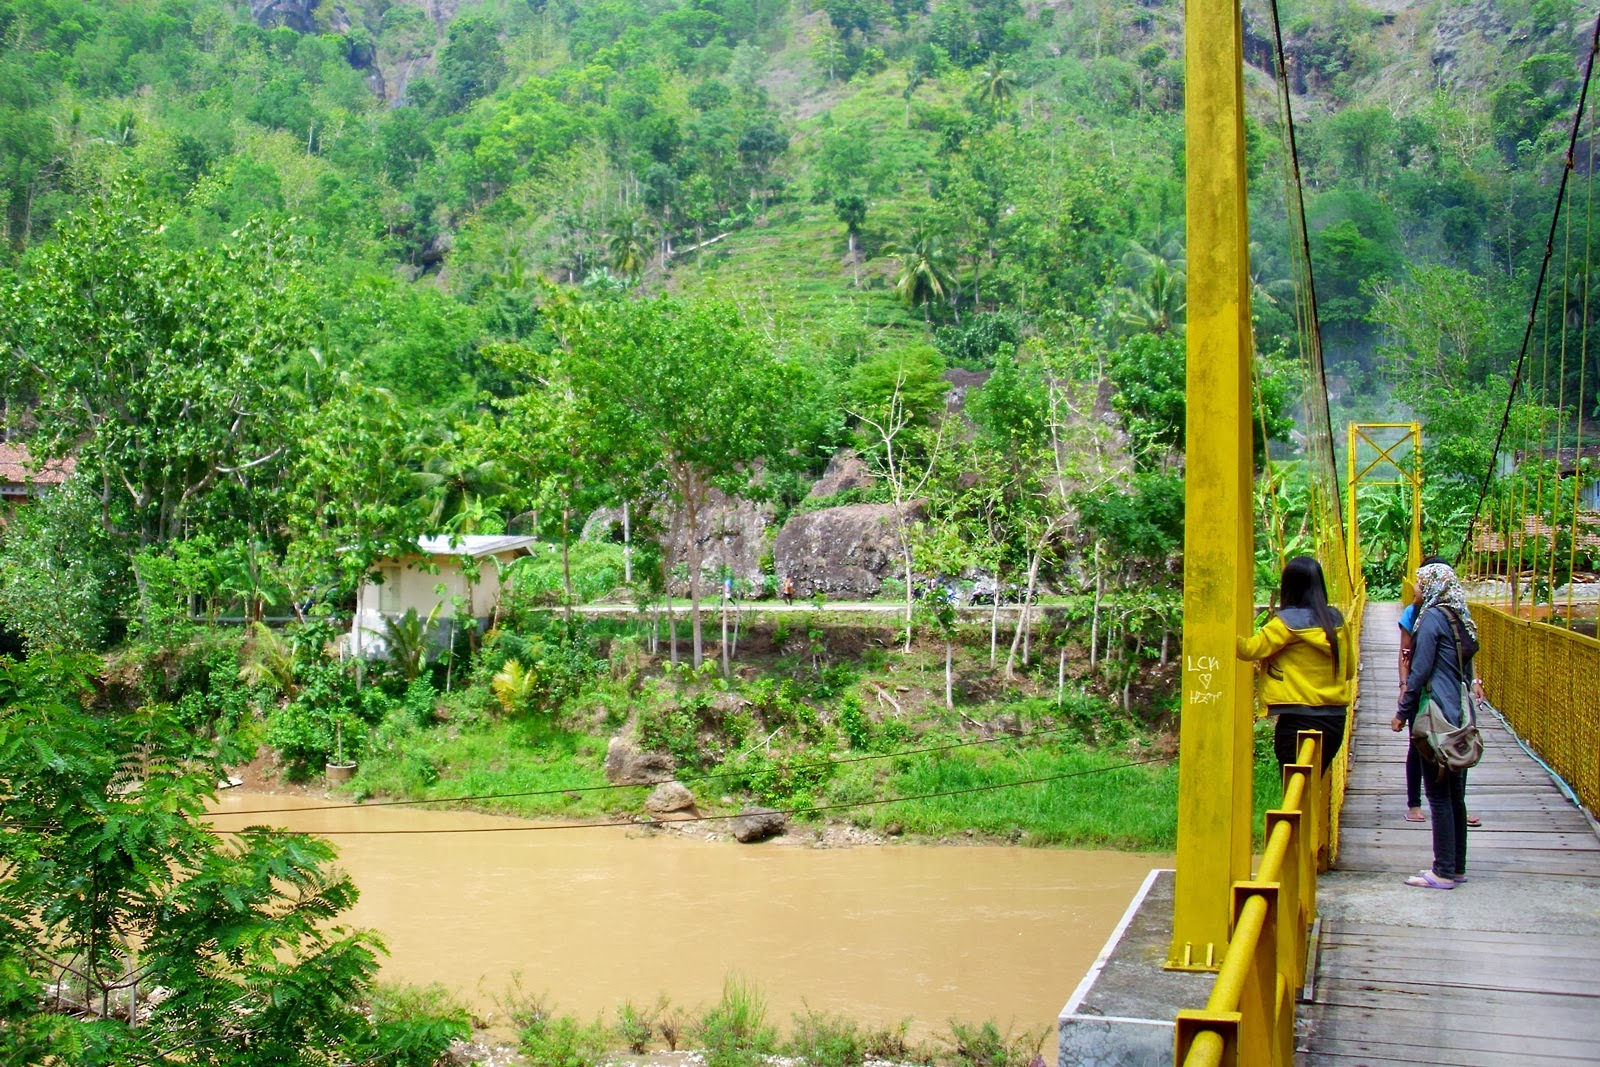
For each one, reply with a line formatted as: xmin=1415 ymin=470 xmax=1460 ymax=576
xmin=1199 ymin=673 xmax=1213 ymax=688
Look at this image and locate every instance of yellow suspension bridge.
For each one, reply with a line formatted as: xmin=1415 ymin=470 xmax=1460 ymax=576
xmin=1056 ymin=0 xmax=1600 ymax=1062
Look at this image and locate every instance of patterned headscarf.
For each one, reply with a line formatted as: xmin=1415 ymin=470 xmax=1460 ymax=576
xmin=1416 ymin=562 xmax=1478 ymax=642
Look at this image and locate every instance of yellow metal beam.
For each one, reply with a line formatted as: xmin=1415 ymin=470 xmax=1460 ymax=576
xmin=1346 ymin=422 xmax=1423 ymax=597
xmin=1170 ymin=0 xmax=1254 ymax=970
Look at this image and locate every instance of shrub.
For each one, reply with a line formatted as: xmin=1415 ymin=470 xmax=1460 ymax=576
xmin=695 ymin=975 xmax=777 ymax=1067
xmin=939 ymin=1020 xmax=1047 ymax=1067
xmin=615 ymin=998 xmax=657 ymax=1053
xmin=836 ymin=694 xmax=872 ymax=749
xmin=366 ymin=982 xmax=472 ymax=1067
xmin=787 ymin=1005 xmax=864 ymax=1067
xmin=520 ymin=1013 xmax=610 ymax=1067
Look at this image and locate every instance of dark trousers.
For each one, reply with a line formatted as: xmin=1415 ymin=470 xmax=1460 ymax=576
xmin=1420 ymin=754 xmax=1469 ymax=878
xmin=1406 ymin=743 xmax=1423 ymax=809
xmin=1273 ymin=712 xmax=1346 ymax=770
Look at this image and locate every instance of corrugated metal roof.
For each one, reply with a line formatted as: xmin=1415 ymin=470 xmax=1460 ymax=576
xmin=414 ymin=535 xmax=539 ymax=558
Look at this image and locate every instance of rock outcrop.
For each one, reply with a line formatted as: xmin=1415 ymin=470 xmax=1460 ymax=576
xmin=251 ymin=0 xmax=320 ymax=31
xmin=731 ymin=807 xmax=787 ymax=843
xmin=805 ymin=450 xmax=877 ymax=500
xmin=604 ymin=737 xmax=677 ymax=785
xmin=773 ymin=501 xmax=918 ymax=598
xmin=645 ymin=781 xmax=698 ymax=816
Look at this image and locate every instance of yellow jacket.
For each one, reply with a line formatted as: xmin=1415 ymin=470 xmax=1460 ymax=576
xmin=1236 ymin=607 xmax=1354 ymax=709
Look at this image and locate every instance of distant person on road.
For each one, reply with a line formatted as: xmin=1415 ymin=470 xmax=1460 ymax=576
xmin=780 ymin=574 xmax=795 ymax=606
xmin=1393 ymin=560 xmax=1480 ymax=889
xmin=1237 ymin=556 xmax=1355 ymax=771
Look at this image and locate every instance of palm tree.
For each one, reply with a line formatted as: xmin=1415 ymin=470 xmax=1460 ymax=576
xmin=976 ymin=58 xmax=1016 ymax=112
xmin=1116 ymin=260 xmax=1187 ymax=336
xmin=886 ymin=227 xmax=959 ymax=323
xmin=608 ymin=218 xmax=651 ymax=280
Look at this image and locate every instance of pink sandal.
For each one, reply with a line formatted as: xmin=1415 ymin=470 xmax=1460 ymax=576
xmin=1404 ymin=809 xmax=1426 ymax=822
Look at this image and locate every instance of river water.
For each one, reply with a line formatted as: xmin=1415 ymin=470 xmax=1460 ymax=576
xmin=208 ymin=794 xmax=1162 ymax=1043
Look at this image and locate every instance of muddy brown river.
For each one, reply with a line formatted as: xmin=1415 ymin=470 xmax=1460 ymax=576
xmin=208 ymin=794 xmax=1162 ymax=1044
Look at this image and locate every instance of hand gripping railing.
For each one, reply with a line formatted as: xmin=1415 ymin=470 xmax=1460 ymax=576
xmin=1174 ymin=731 xmax=1330 ymax=1066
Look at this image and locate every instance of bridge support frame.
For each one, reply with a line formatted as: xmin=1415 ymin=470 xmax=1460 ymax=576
xmin=1169 ymin=0 xmax=1256 ymax=971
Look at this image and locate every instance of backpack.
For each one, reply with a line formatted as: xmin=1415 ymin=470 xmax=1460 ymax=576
xmin=1411 ymin=607 xmax=1484 ymax=773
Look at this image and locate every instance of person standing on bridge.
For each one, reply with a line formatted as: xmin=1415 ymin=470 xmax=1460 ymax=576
xmin=1393 ymin=560 xmax=1480 ymax=889
xmin=1398 ymin=557 xmax=1484 ymax=827
xmin=1237 ymin=555 xmax=1355 ymax=770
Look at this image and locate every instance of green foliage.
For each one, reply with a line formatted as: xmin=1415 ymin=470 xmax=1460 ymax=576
xmin=0 ymin=480 xmax=125 ymax=652
xmin=519 ymin=1011 xmax=610 ymax=1067
xmin=0 ymin=653 xmax=461 ymax=1065
xmin=695 ymin=976 xmax=778 ymax=1067
xmin=940 ymin=1019 xmax=1046 ymax=1067
xmin=1106 ymin=333 xmax=1186 ymax=463
xmin=0 ymin=184 xmax=309 ymax=546
xmin=787 ymin=1006 xmax=868 ymax=1067
xmin=847 ymin=346 xmax=951 ymax=426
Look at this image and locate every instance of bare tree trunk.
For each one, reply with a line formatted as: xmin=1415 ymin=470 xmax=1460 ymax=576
xmin=561 ymin=507 xmax=573 ymax=628
xmin=1005 ymin=549 xmax=1043 ymax=679
xmin=1022 ymin=600 xmax=1033 ymax=666
xmin=686 ymin=486 xmax=704 ymax=668
xmin=1057 ymin=645 xmax=1066 ymax=706
xmin=721 ymin=587 xmax=730 ymax=679
xmin=945 ymin=639 xmax=954 ymax=710
xmin=1090 ymin=555 xmax=1103 ymax=670
xmin=990 ymin=594 xmax=999 ymax=669
xmin=622 ymin=500 xmax=632 ymax=585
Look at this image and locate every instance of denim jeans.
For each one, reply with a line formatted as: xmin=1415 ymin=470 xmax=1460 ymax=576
xmin=1420 ymin=753 xmax=1469 ymax=878
xmin=1406 ymin=743 xmax=1423 ymax=809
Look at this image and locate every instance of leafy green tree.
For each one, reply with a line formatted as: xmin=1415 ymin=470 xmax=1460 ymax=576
xmin=0 ymin=654 xmax=468 ymax=1064
xmin=1106 ymin=333 xmax=1186 ymax=465
xmin=0 ymin=481 xmax=126 ymax=652
xmin=0 ymin=185 xmax=306 ymax=546
xmin=551 ymin=296 xmax=818 ymax=667
xmin=847 ymin=346 xmax=950 ymax=427
xmin=436 ymin=14 xmax=507 ymax=113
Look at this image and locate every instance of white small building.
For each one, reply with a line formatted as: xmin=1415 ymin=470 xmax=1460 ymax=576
xmin=349 ymin=535 xmax=538 ymax=658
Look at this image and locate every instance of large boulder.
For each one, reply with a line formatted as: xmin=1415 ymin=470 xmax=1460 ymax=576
xmin=806 ymin=450 xmax=878 ymax=500
xmin=645 ymin=781 xmax=698 ymax=816
xmin=605 ymin=737 xmax=677 ymax=785
xmin=731 ymin=807 xmax=787 ymax=843
xmin=584 ymin=488 xmax=775 ymax=593
xmin=773 ymin=501 xmax=921 ymax=599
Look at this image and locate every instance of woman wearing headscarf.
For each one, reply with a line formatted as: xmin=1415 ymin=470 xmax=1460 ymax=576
xmin=1391 ymin=560 xmax=1480 ymax=889
xmin=1238 ymin=556 xmax=1355 ymax=770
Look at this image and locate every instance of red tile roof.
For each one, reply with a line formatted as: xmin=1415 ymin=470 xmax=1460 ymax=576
xmin=0 ymin=442 xmax=75 ymax=488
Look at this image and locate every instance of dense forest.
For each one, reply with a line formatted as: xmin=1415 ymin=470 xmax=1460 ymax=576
xmin=0 ymin=0 xmax=1596 ymax=1059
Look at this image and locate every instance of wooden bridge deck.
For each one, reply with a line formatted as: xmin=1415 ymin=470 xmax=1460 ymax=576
xmin=1298 ymin=601 xmax=1600 ymax=1066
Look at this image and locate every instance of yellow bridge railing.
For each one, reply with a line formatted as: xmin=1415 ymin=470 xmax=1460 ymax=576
xmin=1472 ymin=602 xmax=1600 ymax=814
xmin=1174 ymin=731 xmax=1334 ymax=1065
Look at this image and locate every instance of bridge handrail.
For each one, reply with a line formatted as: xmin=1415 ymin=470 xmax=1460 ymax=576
xmin=1172 ymin=730 xmax=1330 ymax=1064
xmin=1471 ymin=601 xmax=1600 ymax=815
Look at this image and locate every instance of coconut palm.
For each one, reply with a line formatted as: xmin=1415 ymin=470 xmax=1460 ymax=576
xmin=976 ymin=58 xmax=1016 ymax=111
xmin=1116 ymin=260 xmax=1187 ymax=336
xmin=607 ymin=218 xmax=651 ymax=280
xmin=885 ymin=227 xmax=959 ymax=322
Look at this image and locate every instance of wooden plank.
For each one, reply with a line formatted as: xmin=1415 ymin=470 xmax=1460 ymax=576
xmin=1299 ymin=1004 xmax=1600 ymax=1043
xmin=1300 ymin=1036 xmax=1600 ymax=1067
xmin=1303 ymin=602 xmax=1600 ymax=1065
xmin=1316 ymin=957 xmax=1600 ymax=996
xmin=1325 ymin=922 xmax=1600 ymax=949
xmin=1303 ymin=1011 xmax=1600 ymax=1055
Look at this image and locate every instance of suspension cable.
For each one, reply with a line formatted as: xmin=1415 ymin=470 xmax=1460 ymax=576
xmin=1457 ymin=8 xmax=1600 ymax=566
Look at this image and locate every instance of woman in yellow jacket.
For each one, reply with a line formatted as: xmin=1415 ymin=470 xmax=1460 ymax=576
xmin=1237 ymin=556 xmax=1355 ymax=769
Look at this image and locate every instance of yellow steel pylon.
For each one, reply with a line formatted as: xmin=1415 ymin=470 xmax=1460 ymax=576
xmin=1346 ymin=423 xmax=1424 ymax=600
xmin=1168 ymin=0 xmax=1255 ymax=971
